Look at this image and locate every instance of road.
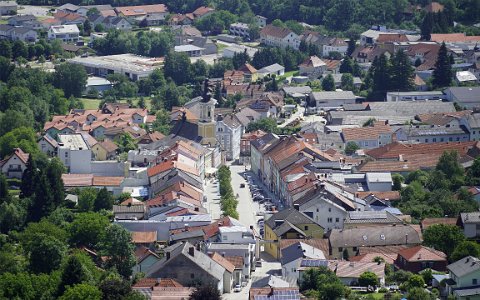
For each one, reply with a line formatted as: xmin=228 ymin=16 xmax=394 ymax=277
xmin=203 ymin=177 xmax=222 ymax=220
xmin=278 ymin=106 xmax=306 ymax=128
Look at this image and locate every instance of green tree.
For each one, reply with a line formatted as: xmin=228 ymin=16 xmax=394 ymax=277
xmin=28 ymin=173 xmax=54 ymax=222
xmin=246 ymin=117 xmax=277 ymax=133
xmin=94 ymin=187 xmax=114 ymax=211
xmin=340 ymin=56 xmax=354 ymax=74
xmin=359 ymin=271 xmax=379 ymax=287
xmin=53 ymin=63 xmax=88 ymax=98
xmin=60 ymin=283 xmax=102 ymax=300
xmin=341 ymin=73 xmax=354 ymax=91
xmin=19 ymin=219 xmax=68 ymax=252
xmin=46 ymin=157 xmax=65 ymax=208
xmin=406 ymin=287 xmax=431 ymax=300
xmin=390 ymin=50 xmax=414 ymax=91
xmin=421 ymin=13 xmax=434 ymax=40
xmin=29 ymin=234 xmax=67 ymax=274
xmin=0 ymin=272 xmax=36 ymax=300
xmin=12 ymin=40 xmax=28 ymax=60
xmin=163 ymin=52 xmax=191 ymax=85
xmin=0 ymin=56 xmax=14 ymax=82
xmin=58 ymin=255 xmax=92 ymax=295
xmin=392 ymin=173 xmax=404 ymax=191
xmin=0 ymin=40 xmax=12 ymax=58
xmin=83 ymin=20 xmax=92 ymax=35
xmin=115 ymin=133 xmax=137 ymax=153
xmin=0 ymin=174 xmax=9 ymax=204
xmin=99 ymin=277 xmax=132 ymax=300
xmin=423 ymin=224 xmax=465 ymax=257
xmin=78 ymin=187 xmax=97 ymax=212
xmin=189 ymin=283 xmax=221 ymax=300
xmin=0 ymin=127 xmax=38 ymax=158
xmin=451 ymin=241 xmax=480 ymax=262
xmin=322 ymin=74 xmax=335 ymax=91
xmin=152 ymin=108 xmax=172 ymax=135
xmin=432 ymin=43 xmax=452 ymax=88
xmin=0 ymin=200 xmax=26 ymax=233
xmin=99 ymin=224 xmax=136 ymax=278
xmin=406 ymin=274 xmax=425 ymax=289
xmin=69 ymin=212 xmax=109 ymax=248
xmin=345 ymin=141 xmax=359 ymax=155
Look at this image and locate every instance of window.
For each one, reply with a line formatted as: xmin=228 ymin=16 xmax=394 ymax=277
xmin=304 ymin=226 xmax=309 ymax=230
xmin=316 ymin=208 xmax=319 ymax=212
xmin=328 ymin=208 xmax=331 ymax=212
xmin=335 ymin=218 xmax=339 ymax=222
xmin=473 ymin=278 xmax=478 ymax=285
xmin=65 ymin=152 xmax=68 ymax=158
xmin=433 ymin=138 xmax=436 ymax=142
xmin=457 ymin=137 xmax=460 ymax=141
xmin=328 ymin=217 xmax=332 ymax=223
xmin=338 ymin=247 xmax=343 ymax=252
xmin=190 ymin=273 xmax=194 ymax=279
xmin=425 ymin=138 xmax=429 ymax=143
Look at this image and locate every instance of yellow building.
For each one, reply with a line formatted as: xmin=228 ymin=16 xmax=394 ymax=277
xmin=91 ymin=139 xmax=118 ymax=161
xmin=264 ymin=208 xmax=324 ymax=259
xmin=239 ymin=63 xmax=258 ymax=83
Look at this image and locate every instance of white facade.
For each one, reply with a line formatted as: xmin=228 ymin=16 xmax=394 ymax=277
xmin=260 ymin=30 xmax=300 ymax=50
xmin=323 ymin=44 xmax=348 ymax=57
xmin=0 ymin=1 xmax=16 ymax=15
xmin=48 ymin=25 xmax=80 ymax=42
xmin=386 ymin=91 xmax=444 ymax=102
xmin=219 ymin=226 xmax=256 ymax=244
xmin=299 ymin=197 xmax=348 ymax=232
xmin=57 ymin=134 xmax=92 ymax=174
xmin=216 ymin=117 xmax=242 ymax=161
xmin=365 ymin=173 xmax=392 ymax=192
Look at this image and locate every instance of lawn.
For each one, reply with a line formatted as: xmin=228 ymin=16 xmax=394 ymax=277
xmin=80 ymin=97 xmax=152 ymax=110
xmin=352 ymin=291 xmax=402 ymax=299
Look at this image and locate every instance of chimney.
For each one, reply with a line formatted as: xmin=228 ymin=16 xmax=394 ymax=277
xmin=166 ymin=252 xmax=170 ymax=260
xmin=221 ymin=252 xmax=226 ymax=257
xmin=184 ymin=224 xmax=189 ymax=231
xmin=188 ymin=246 xmax=195 ymax=257
xmin=293 ymin=204 xmax=300 ymax=210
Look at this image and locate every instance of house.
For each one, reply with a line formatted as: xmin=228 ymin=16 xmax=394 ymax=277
xmin=0 ymin=148 xmax=29 ymax=179
xmin=174 ymin=45 xmax=203 ymax=57
xmin=296 ymin=187 xmax=356 ymax=232
xmin=299 ymin=56 xmax=326 ymax=79
xmin=250 ymin=133 xmax=281 ymax=183
xmin=264 ymin=208 xmax=324 ymax=259
xmin=209 ymin=252 xmax=236 ymax=292
xmin=395 ymin=122 xmax=470 ymax=144
xmin=146 ymin=242 xmax=227 ymax=293
xmin=394 ymin=245 xmax=447 ymax=273
xmin=386 ymin=91 xmax=444 ymax=102
xmin=103 ymin=16 xmax=131 ymax=30
xmin=239 ymin=130 xmax=266 ymax=165
xmin=7 ymin=14 xmax=35 ymax=26
xmin=343 ymin=211 xmax=403 ymax=229
xmin=207 ymin=243 xmax=255 ymax=283
xmin=330 ymin=74 xmax=362 ymax=89
xmin=0 ymin=1 xmax=16 ymax=15
xmin=192 ymin=6 xmax=214 ymax=19
xmin=328 ymin=225 xmax=422 ymax=258
xmin=115 ymin=4 xmax=168 ymax=23
xmin=329 ymin=260 xmax=386 ymax=286
xmin=444 ymin=87 xmax=480 ymax=109
xmin=222 ymin=44 xmax=258 ymax=59
xmin=255 ymin=15 xmax=267 ymax=28
xmin=91 ymin=139 xmax=118 ymax=160
xmin=48 ymin=25 xmax=80 ymax=43
xmin=281 ymin=242 xmax=326 ymax=282
xmin=257 ymin=63 xmax=285 ymax=78
xmin=457 ymin=212 xmax=480 ymax=239
xmin=216 ymin=114 xmax=242 ymax=161
xmin=132 ymin=245 xmax=161 ymax=275
xmin=259 ymin=24 xmax=300 ymax=50
xmin=229 ymin=22 xmax=250 ymax=40
xmin=54 ymin=11 xmax=86 ymax=25
xmin=323 ymin=38 xmax=348 ymax=57
xmin=446 ymin=256 xmax=480 ymax=299
xmin=456 ymin=71 xmax=478 ymax=85
xmin=420 ymin=217 xmax=457 ymax=232
xmin=57 ymin=134 xmax=92 ymax=174
xmin=341 ymin=122 xmax=394 ymax=149
xmin=0 ymin=24 xmax=37 ymax=42
xmin=238 ymin=63 xmax=258 ymax=83
xmin=309 ymin=91 xmax=356 ymax=112
xmin=38 ymin=134 xmax=58 ymax=156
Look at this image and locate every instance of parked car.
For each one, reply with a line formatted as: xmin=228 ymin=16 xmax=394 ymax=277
xmin=256 ymin=260 xmax=263 ymax=267
xmin=234 ymin=285 xmax=241 ymax=293
xmin=240 ymin=183 xmax=245 ymax=188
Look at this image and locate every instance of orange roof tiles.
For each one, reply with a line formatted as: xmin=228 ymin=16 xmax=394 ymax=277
xmin=131 ymin=231 xmax=157 ymax=243
xmin=397 ymin=245 xmax=446 ymax=262
xmin=13 ymin=148 xmax=29 ymax=164
xmin=238 ymin=63 xmax=257 ymax=74
xmin=116 ymin=4 xmax=168 ymax=16
xmin=147 ymin=160 xmax=175 ymax=177
xmin=62 ymin=174 xmax=93 ymax=187
xmin=224 ymin=256 xmax=244 ymax=269
xmin=430 ymin=33 xmax=480 ymax=43
xmin=367 ymin=141 xmax=478 ymax=160
xmin=133 ymin=278 xmax=183 ymax=288
xmin=260 ymin=24 xmax=294 ymax=39
xmin=420 ymin=217 xmax=457 ymax=230
xmin=356 ymin=191 xmax=401 ymax=201
xmin=92 ymin=176 xmax=124 ymax=186
xmin=210 ymin=252 xmax=235 ymax=273
xmin=342 ymin=124 xmax=392 ymax=141
xmin=350 ymin=252 xmax=397 ymax=264
xmin=425 ymin=1 xmax=444 ymax=12
xmin=376 ymin=34 xmax=409 ymax=43
xmin=192 ymin=6 xmax=214 ymax=17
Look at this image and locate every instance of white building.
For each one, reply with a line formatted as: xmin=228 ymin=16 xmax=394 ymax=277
xmin=259 ymin=24 xmax=300 ymax=50
xmin=257 ymin=63 xmax=285 ymax=78
xmin=299 ymin=56 xmax=326 ymax=79
xmin=222 ymin=44 xmax=258 ymax=59
xmin=365 ymin=172 xmax=392 ymax=192
xmin=174 ymin=44 xmax=204 ymax=57
xmin=281 ymin=242 xmax=326 ymax=282
xmin=48 ymin=24 xmax=80 ymax=43
xmin=322 ymin=38 xmax=348 ymax=57
xmin=0 ymin=148 xmax=29 ymax=179
xmin=216 ymin=114 xmax=242 ymax=161
xmin=255 ymin=15 xmax=267 ymax=28
xmin=386 ymin=91 xmax=444 ymax=101
xmin=229 ymin=22 xmax=250 ymax=39
xmin=219 ymin=226 xmax=256 ymax=244
xmin=57 ymin=134 xmax=92 ymax=174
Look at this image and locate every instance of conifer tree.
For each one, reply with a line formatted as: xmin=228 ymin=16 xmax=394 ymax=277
xmin=390 ymin=50 xmax=414 ymax=91
xmin=21 ymin=155 xmax=38 ymax=198
xmin=432 ymin=43 xmax=452 ymax=88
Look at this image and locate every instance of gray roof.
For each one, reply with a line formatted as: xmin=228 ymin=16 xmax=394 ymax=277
xmin=146 ymin=241 xmax=225 ymax=280
xmin=329 ymin=225 xmax=421 ymax=248
xmin=447 ymin=256 xmax=480 ymax=278
xmin=208 ymin=243 xmax=250 ymax=250
xmin=330 ymin=74 xmax=362 ymax=85
xmin=170 ymin=229 xmax=205 ymax=242
xmin=234 ymin=107 xmax=261 ymax=127
xmin=113 ymin=205 xmax=145 ymax=214
xmin=250 ymin=132 xmax=280 ymax=153
xmin=265 ymin=208 xmax=321 ymax=233
xmin=258 ymin=63 xmax=285 ymax=74
xmin=280 ymin=241 xmax=326 ymax=265
xmin=310 ymin=91 xmax=356 ymax=101
xmin=283 ymin=86 xmax=312 ymax=95
xmin=459 ymin=212 xmax=480 ymax=224
xmin=446 ymin=87 xmax=480 ymax=103
xmin=344 ymin=211 xmax=403 ymax=225
xmin=398 ymin=124 xmax=468 ymax=136
xmin=454 ymin=287 xmax=480 ymax=297
xmin=343 ymin=104 xmax=367 ymax=111
xmin=464 ymin=113 xmax=480 ymax=129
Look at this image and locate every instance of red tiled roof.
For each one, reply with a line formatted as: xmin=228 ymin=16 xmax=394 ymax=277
xmin=350 ymin=252 xmax=397 ymax=264
xmin=62 ymin=173 xmax=94 ymax=187
xmin=133 ymin=278 xmax=183 ymax=288
xmin=376 ymin=34 xmax=409 ymax=43
xmin=342 ymin=124 xmax=392 ymax=141
xmin=430 ymin=33 xmax=480 ymax=43
xmin=116 ymin=4 xmax=168 ymax=16
xmin=260 ymin=24 xmax=294 ymax=39
xmin=397 ymin=245 xmax=446 ymax=262
xmin=192 ymin=6 xmax=214 ymax=17
xmin=238 ymin=63 xmax=257 ymax=74
xmin=420 ymin=217 xmax=457 ymax=230
xmin=12 ymin=148 xmax=29 ymax=164
xmin=224 ymin=256 xmax=244 ymax=269
xmin=134 ymin=245 xmax=160 ymax=263
xmin=279 ymin=239 xmax=330 ymax=257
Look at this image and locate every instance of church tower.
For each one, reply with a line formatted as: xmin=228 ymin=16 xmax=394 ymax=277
xmin=197 ymin=79 xmax=217 ymax=146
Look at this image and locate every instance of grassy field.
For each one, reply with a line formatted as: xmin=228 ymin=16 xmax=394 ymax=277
xmin=80 ymin=98 xmax=152 ymax=110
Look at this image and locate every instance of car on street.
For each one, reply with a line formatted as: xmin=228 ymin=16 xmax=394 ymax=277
xmin=256 ymin=260 xmax=263 ymax=267
xmin=240 ymin=183 xmax=245 ymax=188
xmin=234 ymin=285 xmax=241 ymax=292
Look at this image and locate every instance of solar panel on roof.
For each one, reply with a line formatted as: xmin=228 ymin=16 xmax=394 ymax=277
xmin=300 ymin=259 xmax=328 ymax=267
xmin=349 ymin=211 xmax=386 ymax=220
